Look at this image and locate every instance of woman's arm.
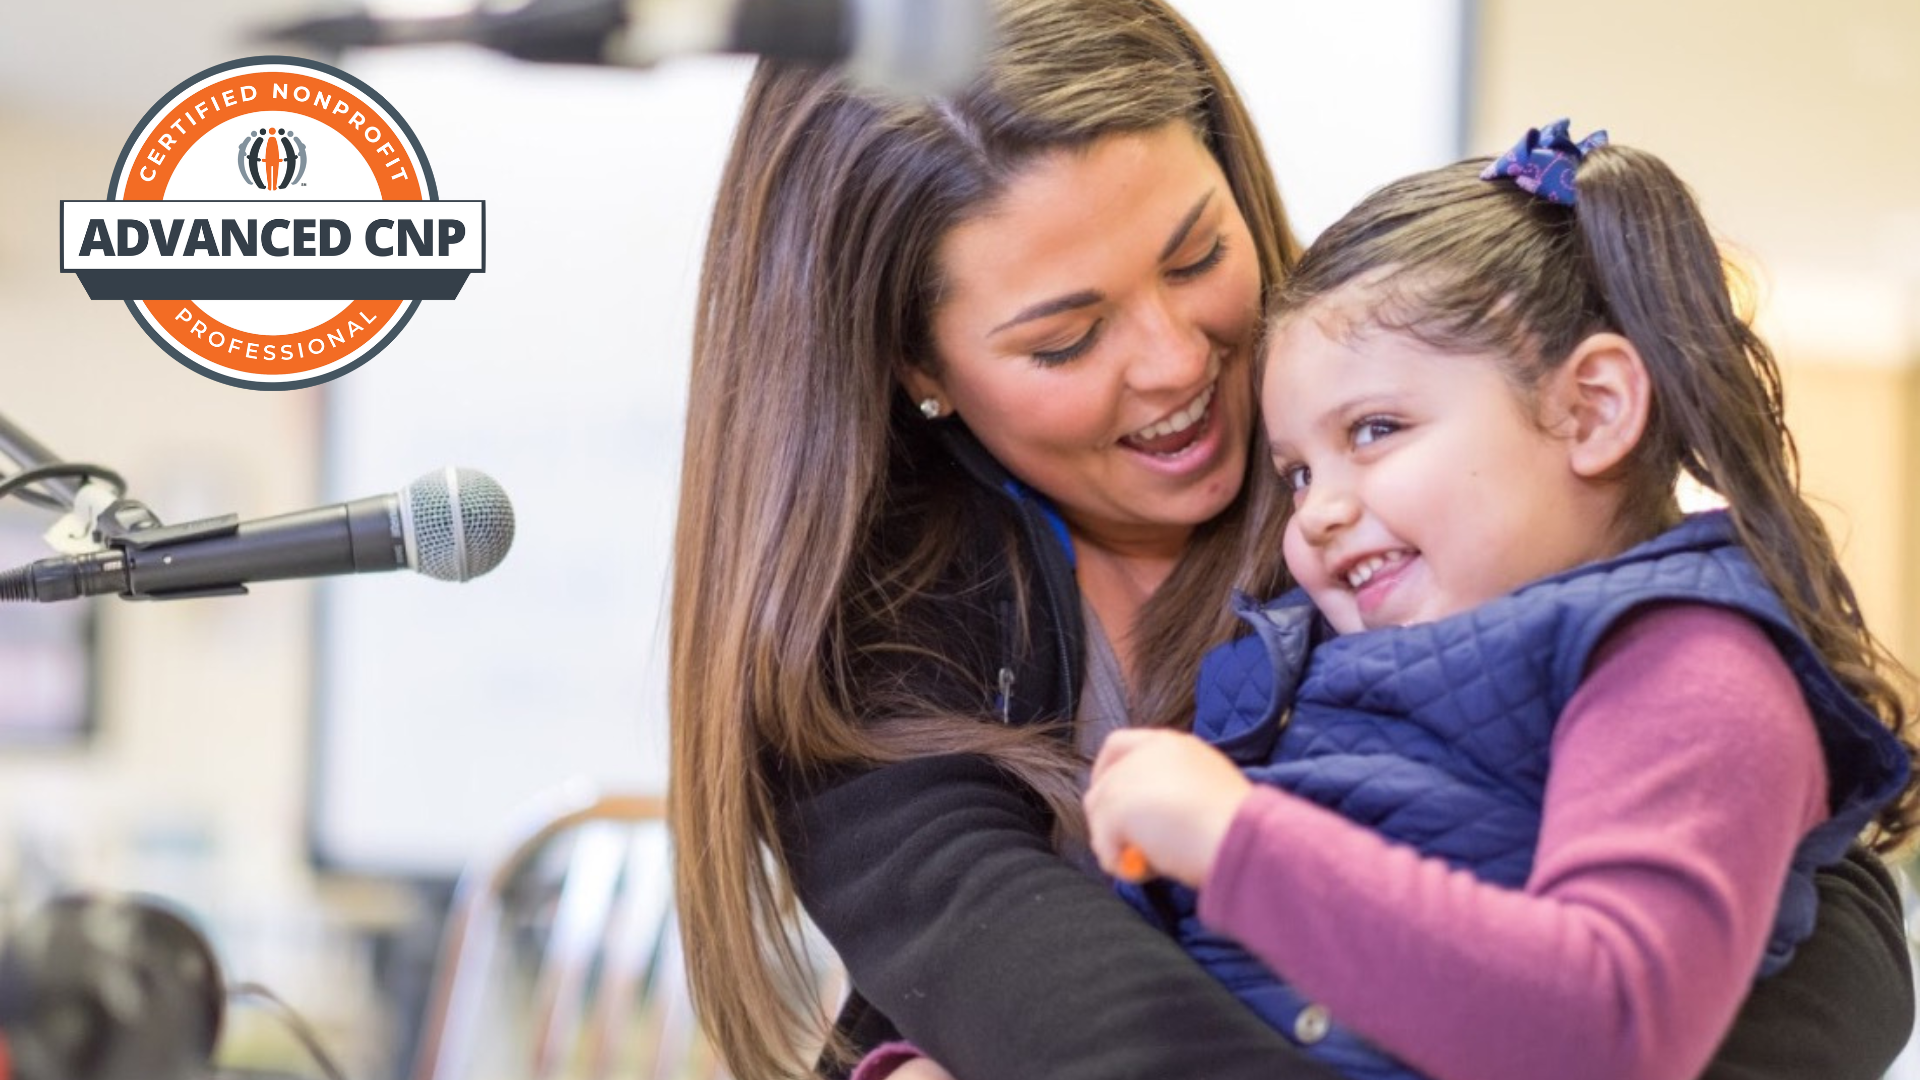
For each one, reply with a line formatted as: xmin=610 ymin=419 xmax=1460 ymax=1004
xmin=782 ymin=751 xmax=1345 ymax=1080
xmin=1702 ymin=844 xmax=1913 ymax=1079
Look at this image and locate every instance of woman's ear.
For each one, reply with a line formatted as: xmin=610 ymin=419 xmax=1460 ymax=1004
xmin=1547 ymin=332 xmax=1652 ymax=479
xmin=898 ymin=364 xmax=950 ymax=415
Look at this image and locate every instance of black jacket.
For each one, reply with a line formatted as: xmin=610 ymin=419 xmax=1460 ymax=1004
xmin=777 ymin=424 xmax=1913 ymax=1080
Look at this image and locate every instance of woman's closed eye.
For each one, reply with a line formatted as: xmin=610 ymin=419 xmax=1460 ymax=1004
xmin=1028 ymin=235 xmax=1227 ymax=367
xmin=1167 ymin=234 xmax=1229 ymax=282
xmin=1031 ymin=320 xmax=1102 ymax=367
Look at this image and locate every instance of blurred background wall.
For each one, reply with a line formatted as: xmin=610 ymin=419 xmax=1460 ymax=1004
xmin=0 ymin=1 xmax=1914 ymax=1077
xmin=1478 ymin=0 xmax=1920 ymax=668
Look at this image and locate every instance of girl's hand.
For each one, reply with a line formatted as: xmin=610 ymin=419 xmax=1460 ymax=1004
xmin=1084 ymin=729 xmax=1253 ymax=889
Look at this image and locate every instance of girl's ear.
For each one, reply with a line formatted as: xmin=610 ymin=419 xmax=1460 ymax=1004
xmin=1548 ymin=332 xmax=1652 ymax=479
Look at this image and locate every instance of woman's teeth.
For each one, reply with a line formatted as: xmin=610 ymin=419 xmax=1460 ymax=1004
xmin=1127 ymin=385 xmax=1215 ymax=443
xmin=1346 ymin=551 xmax=1410 ymax=590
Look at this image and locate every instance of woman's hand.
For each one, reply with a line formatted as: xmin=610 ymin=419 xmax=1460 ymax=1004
xmin=851 ymin=1044 xmax=957 ymax=1080
xmin=886 ymin=1059 xmax=960 ymax=1080
xmin=1084 ymin=729 xmax=1254 ymax=889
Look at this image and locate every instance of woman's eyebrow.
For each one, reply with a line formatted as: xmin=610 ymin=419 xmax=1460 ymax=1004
xmin=990 ymin=289 xmax=1104 ymax=336
xmin=1158 ymin=190 xmax=1215 ymax=262
xmin=987 ymin=190 xmax=1218 ymax=338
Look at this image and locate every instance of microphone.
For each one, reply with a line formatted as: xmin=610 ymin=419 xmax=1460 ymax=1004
xmin=0 ymin=466 xmax=515 ymax=602
xmin=265 ymin=0 xmax=994 ymax=96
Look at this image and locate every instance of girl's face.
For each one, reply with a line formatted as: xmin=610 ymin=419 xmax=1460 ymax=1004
xmin=1263 ymin=293 xmax=1625 ymax=634
xmin=915 ymin=122 xmax=1262 ymax=551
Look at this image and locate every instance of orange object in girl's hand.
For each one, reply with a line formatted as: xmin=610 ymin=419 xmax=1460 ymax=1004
xmin=1115 ymin=843 xmax=1152 ymax=883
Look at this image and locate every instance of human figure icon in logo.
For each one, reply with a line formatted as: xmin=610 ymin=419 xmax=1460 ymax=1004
xmin=264 ymin=127 xmax=284 ymax=192
xmin=276 ymin=129 xmax=304 ymax=190
xmin=238 ymin=129 xmax=262 ymax=189
xmin=237 ymin=127 xmax=305 ymax=191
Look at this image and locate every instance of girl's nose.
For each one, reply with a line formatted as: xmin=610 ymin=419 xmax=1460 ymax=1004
xmin=1293 ymin=479 xmax=1360 ymax=546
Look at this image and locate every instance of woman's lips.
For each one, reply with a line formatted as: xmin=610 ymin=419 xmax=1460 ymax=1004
xmin=1120 ymin=384 xmax=1216 ymax=456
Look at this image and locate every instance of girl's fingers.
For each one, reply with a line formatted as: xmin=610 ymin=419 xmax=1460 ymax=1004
xmin=1085 ymin=746 xmax=1160 ymax=881
xmin=1089 ymin=728 xmax=1156 ymax=785
xmin=1083 ymin=770 xmax=1127 ymax=872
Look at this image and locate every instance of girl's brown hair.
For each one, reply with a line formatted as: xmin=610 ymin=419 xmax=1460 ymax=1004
xmin=669 ymin=2 xmax=1298 ymax=1076
xmin=1267 ymin=146 xmax=1919 ymax=854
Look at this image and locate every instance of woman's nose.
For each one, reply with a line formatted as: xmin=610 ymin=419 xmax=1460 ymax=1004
xmin=1123 ymin=290 xmax=1213 ymax=394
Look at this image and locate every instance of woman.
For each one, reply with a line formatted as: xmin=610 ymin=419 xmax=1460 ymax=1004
xmin=668 ymin=2 xmax=1916 ymax=1078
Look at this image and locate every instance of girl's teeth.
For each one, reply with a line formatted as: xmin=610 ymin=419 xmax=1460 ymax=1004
xmin=1130 ymin=385 xmax=1214 ymax=441
xmin=1346 ymin=551 xmax=1408 ymax=590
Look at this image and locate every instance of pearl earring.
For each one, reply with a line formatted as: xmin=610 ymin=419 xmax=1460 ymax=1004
xmin=919 ymin=397 xmax=943 ymax=420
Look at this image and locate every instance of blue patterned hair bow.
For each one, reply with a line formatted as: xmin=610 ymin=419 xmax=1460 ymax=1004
xmin=1479 ymin=118 xmax=1608 ymax=206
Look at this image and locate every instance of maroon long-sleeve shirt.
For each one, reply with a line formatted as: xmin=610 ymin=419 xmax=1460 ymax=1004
xmin=1200 ymin=604 xmax=1829 ymax=1080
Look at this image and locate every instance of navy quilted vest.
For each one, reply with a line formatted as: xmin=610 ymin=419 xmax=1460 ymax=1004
xmin=1123 ymin=512 xmax=1909 ymax=1080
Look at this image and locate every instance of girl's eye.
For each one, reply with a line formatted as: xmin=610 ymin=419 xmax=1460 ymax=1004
xmin=1352 ymin=416 xmax=1401 ymax=447
xmin=1032 ymin=320 xmax=1101 ymax=367
xmin=1168 ymin=235 xmax=1228 ymax=281
xmin=1278 ymin=462 xmax=1311 ymax=494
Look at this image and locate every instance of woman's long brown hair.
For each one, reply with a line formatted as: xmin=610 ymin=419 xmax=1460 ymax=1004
xmin=1267 ymin=149 xmax=1919 ymax=854
xmin=668 ymin=2 xmax=1298 ymax=1076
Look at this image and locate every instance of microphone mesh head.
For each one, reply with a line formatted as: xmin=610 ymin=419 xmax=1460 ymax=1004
xmin=403 ymin=467 xmax=515 ymax=582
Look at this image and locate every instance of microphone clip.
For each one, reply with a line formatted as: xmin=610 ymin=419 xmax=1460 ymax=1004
xmin=104 ymin=511 xmax=251 ymax=599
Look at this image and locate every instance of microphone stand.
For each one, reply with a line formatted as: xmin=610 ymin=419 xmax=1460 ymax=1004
xmin=0 ymin=410 xmax=192 ymax=601
xmin=0 ymin=412 xmax=81 ymax=511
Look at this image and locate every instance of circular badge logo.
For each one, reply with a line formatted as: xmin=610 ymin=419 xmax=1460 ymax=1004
xmin=60 ymin=56 xmax=485 ymax=390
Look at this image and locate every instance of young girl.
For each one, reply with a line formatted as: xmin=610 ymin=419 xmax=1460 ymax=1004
xmin=1072 ymin=120 xmax=1919 ymax=1080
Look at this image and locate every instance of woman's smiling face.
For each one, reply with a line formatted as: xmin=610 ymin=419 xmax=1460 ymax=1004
xmin=913 ymin=122 xmax=1263 ymax=549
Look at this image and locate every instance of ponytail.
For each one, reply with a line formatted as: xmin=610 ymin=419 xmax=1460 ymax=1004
xmin=1572 ymin=145 xmax=1919 ymax=851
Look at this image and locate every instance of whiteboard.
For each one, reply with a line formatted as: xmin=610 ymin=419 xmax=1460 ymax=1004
xmin=312 ymin=2 xmax=1467 ymax=878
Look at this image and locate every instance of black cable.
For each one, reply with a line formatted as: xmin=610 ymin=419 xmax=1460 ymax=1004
xmin=226 ymin=981 xmax=351 ymax=1080
xmin=0 ymin=462 xmax=126 ymax=509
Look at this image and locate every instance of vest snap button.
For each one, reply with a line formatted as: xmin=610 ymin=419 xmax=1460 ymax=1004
xmin=1294 ymin=1003 xmax=1332 ymax=1044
